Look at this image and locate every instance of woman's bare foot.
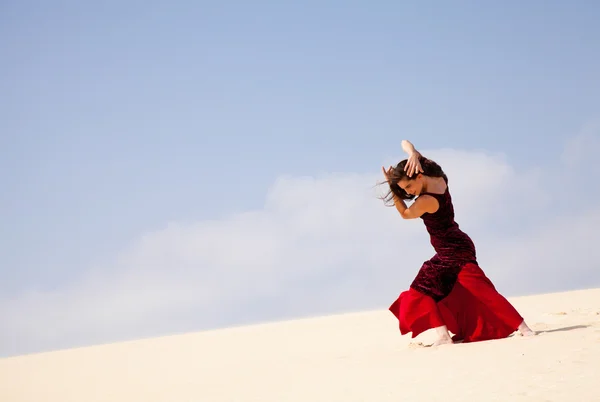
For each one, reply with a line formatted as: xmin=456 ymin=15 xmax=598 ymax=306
xmin=518 ymin=320 xmax=536 ymax=336
xmin=432 ymin=335 xmax=454 ymax=346
xmin=432 ymin=325 xmax=454 ymax=346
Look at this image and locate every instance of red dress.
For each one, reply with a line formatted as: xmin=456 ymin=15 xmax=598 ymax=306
xmin=388 ymin=186 xmax=524 ymax=342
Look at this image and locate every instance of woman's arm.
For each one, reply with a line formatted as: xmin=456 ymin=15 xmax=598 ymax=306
xmin=392 ymin=194 xmax=439 ymax=219
xmin=401 ymin=140 xmax=420 ymax=156
xmin=401 ymin=140 xmax=424 ymax=177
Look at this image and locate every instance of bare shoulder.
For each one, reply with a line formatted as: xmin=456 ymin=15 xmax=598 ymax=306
xmin=414 ymin=194 xmax=440 ymax=214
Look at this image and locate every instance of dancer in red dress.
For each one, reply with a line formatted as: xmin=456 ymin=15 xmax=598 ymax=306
xmin=382 ymin=140 xmax=535 ymax=346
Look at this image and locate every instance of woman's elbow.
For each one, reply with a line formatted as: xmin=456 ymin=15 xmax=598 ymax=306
xmin=400 ymin=210 xmax=413 ymax=219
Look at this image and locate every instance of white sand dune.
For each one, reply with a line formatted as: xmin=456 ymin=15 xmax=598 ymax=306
xmin=1 ymin=287 xmax=599 ymax=402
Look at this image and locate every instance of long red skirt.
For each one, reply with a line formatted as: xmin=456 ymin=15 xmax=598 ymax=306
xmin=388 ymin=262 xmax=523 ymax=342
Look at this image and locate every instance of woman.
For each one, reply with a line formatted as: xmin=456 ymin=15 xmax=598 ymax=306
xmin=382 ymin=140 xmax=534 ymax=346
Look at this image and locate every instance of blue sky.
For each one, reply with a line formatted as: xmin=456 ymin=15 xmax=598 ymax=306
xmin=1 ymin=1 xmax=599 ymax=356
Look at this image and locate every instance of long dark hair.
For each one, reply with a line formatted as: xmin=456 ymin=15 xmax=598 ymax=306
xmin=380 ymin=155 xmax=448 ymax=206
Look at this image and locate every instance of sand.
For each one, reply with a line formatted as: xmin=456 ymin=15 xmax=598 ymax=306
xmin=1 ymin=287 xmax=599 ymax=402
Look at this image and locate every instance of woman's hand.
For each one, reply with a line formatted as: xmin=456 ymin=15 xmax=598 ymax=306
xmin=404 ymin=152 xmax=423 ymax=177
xmin=382 ymin=165 xmax=393 ymax=182
xmin=401 ymin=139 xmax=424 ymax=177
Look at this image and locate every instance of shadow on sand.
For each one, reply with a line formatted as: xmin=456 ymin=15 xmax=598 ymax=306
xmin=536 ymin=324 xmax=590 ymax=334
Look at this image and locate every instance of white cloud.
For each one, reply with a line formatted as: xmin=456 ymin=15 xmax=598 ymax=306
xmin=1 ymin=129 xmax=599 ymax=357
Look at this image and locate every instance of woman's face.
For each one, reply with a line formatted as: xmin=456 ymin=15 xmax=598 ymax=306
xmin=398 ymin=174 xmax=424 ymax=196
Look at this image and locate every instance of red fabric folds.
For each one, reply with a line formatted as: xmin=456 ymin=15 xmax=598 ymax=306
xmin=389 ymin=263 xmax=523 ymax=343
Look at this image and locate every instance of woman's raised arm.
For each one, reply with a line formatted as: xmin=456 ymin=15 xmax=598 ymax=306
xmin=401 ymin=139 xmax=424 ymax=177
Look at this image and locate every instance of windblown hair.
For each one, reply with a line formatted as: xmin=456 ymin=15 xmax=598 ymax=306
xmin=380 ymin=155 xmax=448 ymax=206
